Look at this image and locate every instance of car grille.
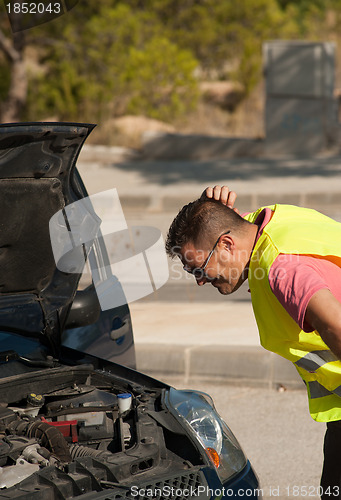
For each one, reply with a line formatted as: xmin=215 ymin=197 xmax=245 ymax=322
xmin=104 ymin=469 xmax=207 ymax=500
xmin=0 ymin=460 xmax=207 ymax=500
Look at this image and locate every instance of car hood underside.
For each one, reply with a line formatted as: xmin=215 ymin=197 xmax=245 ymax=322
xmin=0 ymin=122 xmax=95 ymax=350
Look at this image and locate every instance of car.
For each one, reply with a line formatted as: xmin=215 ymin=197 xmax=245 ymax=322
xmin=0 ymin=122 xmax=262 ymax=499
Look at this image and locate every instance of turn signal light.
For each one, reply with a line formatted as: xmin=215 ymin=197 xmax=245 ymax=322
xmin=206 ymin=447 xmax=220 ymax=467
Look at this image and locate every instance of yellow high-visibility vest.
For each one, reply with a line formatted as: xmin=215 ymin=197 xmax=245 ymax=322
xmin=244 ymin=204 xmax=341 ymax=422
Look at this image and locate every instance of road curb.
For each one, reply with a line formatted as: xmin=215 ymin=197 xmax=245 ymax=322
xmin=120 ymin=193 xmax=341 ymax=214
xmin=135 ymin=344 xmax=304 ymax=389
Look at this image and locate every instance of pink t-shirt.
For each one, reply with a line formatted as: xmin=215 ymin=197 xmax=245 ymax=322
xmin=249 ymin=208 xmax=341 ymax=332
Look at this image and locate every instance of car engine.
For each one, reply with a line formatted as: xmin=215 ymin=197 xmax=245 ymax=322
xmin=0 ymin=364 xmax=206 ymax=499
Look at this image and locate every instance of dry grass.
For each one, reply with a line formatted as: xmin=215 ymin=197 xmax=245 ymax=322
xmin=175 ymin=82 xmax=264 ymax=139
xmin=87 ymin=82 xmax=265 ymax=148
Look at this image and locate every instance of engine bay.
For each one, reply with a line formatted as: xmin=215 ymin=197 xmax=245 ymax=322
xmin=0 ymin=364 xmax=205 ymax=499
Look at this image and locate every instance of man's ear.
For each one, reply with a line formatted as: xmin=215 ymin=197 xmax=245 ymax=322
xmin=219 ymin=233 xmax=234 ymax=252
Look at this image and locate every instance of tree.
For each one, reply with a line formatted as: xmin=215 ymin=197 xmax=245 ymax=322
xmin=120 ymin=0 xmax=299 ymax=91
xmin=25 ymin=3 xmax=198 ymax=122
xmin=1 ymin=0 xmax=340 ymax=125
xmin=0 ymin=11 xmax=27 ymax=122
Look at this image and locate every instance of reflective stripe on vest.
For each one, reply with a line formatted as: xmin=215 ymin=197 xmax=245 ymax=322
xmin=308 ymin=381 xmax=334 ymax=399
xmin=295 ymin=350 xmax=339 ymax=373
xmin=308 ymin=381 xmax=341 ymax=399
xmin=244 ymin=204 xmax=341 ymax=422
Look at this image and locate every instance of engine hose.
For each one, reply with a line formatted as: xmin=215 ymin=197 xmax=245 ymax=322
xmin=69 ymin=444 xmax=111 ymax=460
xmin=8 ymin=420 xmax=71 ymax=463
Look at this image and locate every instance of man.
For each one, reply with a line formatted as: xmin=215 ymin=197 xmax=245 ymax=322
xmin=165 ymin=185 xmax=341 ymax=498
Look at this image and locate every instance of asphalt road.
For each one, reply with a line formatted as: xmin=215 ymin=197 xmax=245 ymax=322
xmin=162 ymin=378 xmax=326 ymax=500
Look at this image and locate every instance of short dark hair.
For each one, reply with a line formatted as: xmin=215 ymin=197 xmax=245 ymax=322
xmin=165 ymin=198 xmax=250 ymax=258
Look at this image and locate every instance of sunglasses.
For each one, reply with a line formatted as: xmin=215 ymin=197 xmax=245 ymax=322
xmin=183 ymin=230 xmax=231 ymax=279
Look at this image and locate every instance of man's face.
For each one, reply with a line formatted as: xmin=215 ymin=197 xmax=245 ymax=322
xmin=180 ymin=234 xmax=248 ymax=295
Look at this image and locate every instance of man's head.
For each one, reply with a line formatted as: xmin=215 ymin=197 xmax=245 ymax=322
xmin=166 ymin=198 xmax=257 ymax=294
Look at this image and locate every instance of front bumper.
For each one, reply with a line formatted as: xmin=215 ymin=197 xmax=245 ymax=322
xmin=73 ymin=461 xmax=261 ymax=500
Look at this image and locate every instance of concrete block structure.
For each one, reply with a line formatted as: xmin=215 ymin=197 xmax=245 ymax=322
xmin=264 ymin=41 xmax=338 ymax=155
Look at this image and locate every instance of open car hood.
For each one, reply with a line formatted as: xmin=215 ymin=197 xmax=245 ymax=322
xmin=0 ymin=122 xmax=95 ymax=351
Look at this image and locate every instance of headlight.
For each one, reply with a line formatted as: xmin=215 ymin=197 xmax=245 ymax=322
xmin=165 ymin=388 xmax=247 ymax=483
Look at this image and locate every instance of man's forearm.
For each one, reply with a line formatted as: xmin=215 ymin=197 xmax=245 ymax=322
xmin=305 ymin=289 xmax=341 ymax=362
xmin=317 ymin=326 xmax=341 ymax=361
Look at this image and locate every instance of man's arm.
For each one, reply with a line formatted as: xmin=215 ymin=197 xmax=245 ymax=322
xmin=305 ymin=288 xmax=341 ymax=360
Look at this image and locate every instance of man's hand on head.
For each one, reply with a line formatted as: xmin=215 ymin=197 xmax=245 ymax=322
xmin=201 ymin=185 xmax=239 ymax=213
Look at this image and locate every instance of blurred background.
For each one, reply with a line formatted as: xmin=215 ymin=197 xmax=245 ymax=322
xmin=1 ymin=0 xmax=341 ymax=148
